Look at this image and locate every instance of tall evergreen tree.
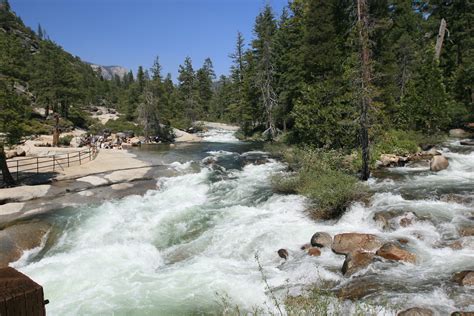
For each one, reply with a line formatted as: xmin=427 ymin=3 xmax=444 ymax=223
xmin=196 ymin=57 xmax=215 ymax=117
xmin=150 ymin=56 xmax=163 ymax=82
xmin=252 ymin=4 xmax=278 ymax=137
xmin=177 ymin=56 xmax=197 ymax=123
xmin=137 ymin=66 xmax=145 ymax=93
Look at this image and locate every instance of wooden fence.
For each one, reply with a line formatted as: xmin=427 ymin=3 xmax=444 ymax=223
xmin=4 ymin=146 xmax=98 ymax=182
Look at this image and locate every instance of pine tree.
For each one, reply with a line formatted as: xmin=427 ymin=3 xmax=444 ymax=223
xmin=229 ymin=31 xmax=247 ymax=123
xmin=177 ymin=56 xmax=197 ymax=124
xmin=0 ymin=0 xmax=10 ymax=11
xmin=37 ymin=23 xmax=44 ymax=40
xmin=137 ymin=66 xmax=145 ymax=93
xmin=252 ymin=4 xmax=278 ymax=138
xmin=150 ymin=56 xmax=163 ymax=82
xmin=138 ymin=87 xmax=161 ymax=141
xmin=196 ymin=57 xmax=215 ymax=117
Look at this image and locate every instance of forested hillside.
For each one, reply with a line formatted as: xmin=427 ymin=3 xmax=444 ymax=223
xmin=214 ymin=0 xmax=473 ymax=148
xmin=1 ymin=0 xmax=472 ymax=150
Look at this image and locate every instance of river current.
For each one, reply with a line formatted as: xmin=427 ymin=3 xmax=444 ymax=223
xmin=15 ymin=129 xmax=473 ymax=315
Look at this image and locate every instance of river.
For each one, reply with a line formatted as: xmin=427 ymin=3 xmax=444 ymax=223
xmin=15 ymin=129 xmax=473 ymax=315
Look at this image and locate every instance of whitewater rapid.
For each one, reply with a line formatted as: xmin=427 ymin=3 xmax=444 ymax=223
xmin=16 ymin=130 xmax=474 ymax=315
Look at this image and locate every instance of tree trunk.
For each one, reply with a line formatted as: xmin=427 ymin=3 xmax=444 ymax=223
xmin=435 ymin=18 xmax=447 ymax=61
xmin=0 ymin=145 xmax=15 ymax=186
xmin=52 ymin=114 xmax=60 ymax=147
xmin=357 ymin=0 xmax=371 ymax=181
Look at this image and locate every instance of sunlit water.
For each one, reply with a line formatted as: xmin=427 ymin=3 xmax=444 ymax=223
xmin=15 ymin=130 xmax=474 ymax=315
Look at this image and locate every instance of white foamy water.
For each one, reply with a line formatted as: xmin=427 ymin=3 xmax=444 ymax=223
xmin=200 ymin=128 xmax=240 ymax=143
xmin=16 ymin=134 xmax=474 ymax=315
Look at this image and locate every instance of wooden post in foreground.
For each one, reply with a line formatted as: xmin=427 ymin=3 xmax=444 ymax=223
xmin=0 ymin=267 xmax=47 ymax=315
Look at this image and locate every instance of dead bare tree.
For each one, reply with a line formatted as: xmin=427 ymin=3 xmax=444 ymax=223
xmin=357 ymin=0 xmax=371 ymax=181
xmin=435 ymin=18 xmax=447 ymax=61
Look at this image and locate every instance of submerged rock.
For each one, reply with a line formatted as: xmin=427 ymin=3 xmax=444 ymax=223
xmin=300 ymin=243 xmax=311 ymax=250
xmin=277 ymin=248 xmax=289 ymax=260
xmin=0 ymin=221 xmax=51 ymax=267
xmin=460 ymin=141 xmax=474 ymax=146
xmin=397 ymin=307 xmax=434 ymax=316
xmin=451 ymin=312 xmax=474 ymax=316
xmin=376 ymin=242 xmax=416 ymax=264
xmin=452 ymin=271 xmax=474 ymax=286
xmin=332 ymin=233 xmax=382 ymax=255
xmin=310 ymin=232 xmax=332 ymax=248
xmin=374 ymin=211 xmax=418 ymax=230
xmin=335 ymin=277 xmax=382 ymax=300
xmin=307 ymin=247 xmax=321 ymax=257
xmin=458 ymin=226 xmax=474 ymax=237
xmin=341 ymin=251 xmax=375 ymax=276
xmin=430 ymin=155 xmax=449 ymax=172
xmin=399 ymin=212 xmax=417 ymax=227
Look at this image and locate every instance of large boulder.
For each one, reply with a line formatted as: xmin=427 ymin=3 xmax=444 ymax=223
xmin=376 ymin=242 xmax=416 ymax=264
xmin=430 ymin=155 xmax=449 ymax=172
xmin=341 ymin=250 xmax=375 ymax=276
xmin=310 ymin=232 xmax=332 ymax=248
xmin=380 ymin=154 xmax=403 ymax=167
xmin=336 ymin=276 xmax=383 ymax=300
xmin=5 ymin=150 xmax=17 ymax=159
xmin=69 ymin=136 xmax=82 ymax=148
xmin=332 ymin=233 xmax=382 ymax=255
xmin=0 ymin=221 xmax=51 ymax=268
xmin=452 ymin=271 xmax=474 ymax=286
xmin=277 ymin=248 xmax=289 ymax=260
xmin=129 ymin=137 xmax=141 ymax=146
xmin=449 ymin=129 xmax=472 ymax=138
xmin=398 ymin=307 xmax=434 ymax=316
xmin=15 ymin=147 xmax=26 ymax=157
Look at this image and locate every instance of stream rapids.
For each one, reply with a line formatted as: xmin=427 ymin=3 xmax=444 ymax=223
xmin=13 ymin=129 xmax=474 ymax=315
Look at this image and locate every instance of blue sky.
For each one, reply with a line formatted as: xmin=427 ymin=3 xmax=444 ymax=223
xmin=11 ymin=0 xmax=288 ymax=79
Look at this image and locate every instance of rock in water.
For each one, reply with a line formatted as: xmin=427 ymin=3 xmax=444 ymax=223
xmin=336 ymin=276 xmax=382 ymax=300
xmin=430 ymin=155 xmax=449 ymax=172
xmin=397 ymin=307 xmax=434 ymax=316
xmin=376 ymin=242 xmax=416 ymax=263
xmin=452 ymin=271 xmax=474 ymax=286
xmin=277 ymin=249 xmax=289 ymax=260
xmin=310 ymin=232 xmax=332 ymax=248
xmin=300 ymin=243 xmax=311 ymax=250
xmin=341 ymin=251 xmax=375 ymax=276
xmin=332 ymin=233 xmax=382 ymax=255
xmin=0 ymin=221 xmax=51 ymax=267
xmin=307 ymin=247 xmax=321 ymax=256
xmin=458 ymin=226 xmax=474 ymax=237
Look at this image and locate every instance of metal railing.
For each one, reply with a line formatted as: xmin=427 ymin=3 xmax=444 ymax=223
xmin=4 ymin=146 xmax=98 ymax=182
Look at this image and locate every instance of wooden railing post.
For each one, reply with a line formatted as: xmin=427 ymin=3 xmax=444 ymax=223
xmin=16 ymin=160 xmax=19 ymax=181
xmin=52 ymin=156 xmax=55 ymax=172
xmin=67 ymin=153 xmax=70 ymax=167
xmin=36 ymin=157 xmax=39 ymax=173
xmin=79 ymin=151 xmax=81 ymax=165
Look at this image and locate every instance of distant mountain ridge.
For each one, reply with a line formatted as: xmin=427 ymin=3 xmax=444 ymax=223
xmin=89 ymin=64 xmax=128 ymax=80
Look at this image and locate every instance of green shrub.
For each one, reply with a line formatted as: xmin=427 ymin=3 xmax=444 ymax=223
xmin=267 ymin=144 xmax=368 ymax=219
xmin=104 ymin=117 xmax=142 ymax=135
xmin=271 ymin=174 xmax=299 ymax=194
xmin=58 ymin=135 xmax=73 ymax=146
